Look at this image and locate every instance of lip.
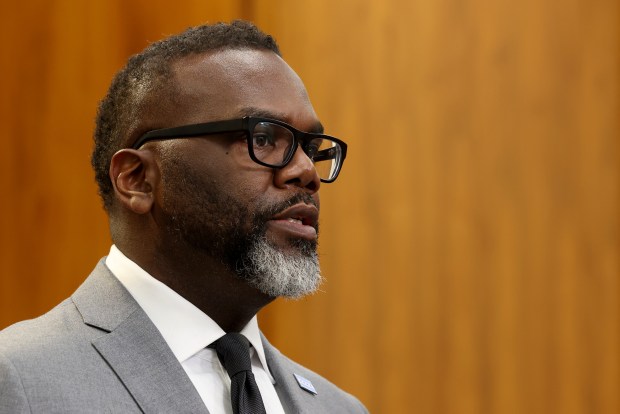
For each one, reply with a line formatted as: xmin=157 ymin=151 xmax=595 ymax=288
xmin=268 ymin=203 xmax=319 ymax=240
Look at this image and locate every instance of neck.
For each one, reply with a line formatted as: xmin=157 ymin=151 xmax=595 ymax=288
xmin=118 ymin=242 xmax=274 ymax=333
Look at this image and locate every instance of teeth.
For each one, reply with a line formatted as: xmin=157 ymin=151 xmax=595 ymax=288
xmin=287 ymin=218 xmax=303 ymax=224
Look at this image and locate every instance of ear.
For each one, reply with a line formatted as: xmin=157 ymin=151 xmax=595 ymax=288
xmin=109 ymin=149 xmax=158 ymax=215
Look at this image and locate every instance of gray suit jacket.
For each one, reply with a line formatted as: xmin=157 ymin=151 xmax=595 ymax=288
xmin=0 ymin=260 xmax=367 ymax=413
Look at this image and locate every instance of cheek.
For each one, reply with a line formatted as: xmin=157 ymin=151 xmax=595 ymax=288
xmin=183 ymin=140 xmax=283 ymax=211
xmin=231 ymin=175 xmax=273 ymax=209
xmin=179 ymin=141 xmax=249 ymax=188
xmin=225 ymin=142 xmax=277 ymax=192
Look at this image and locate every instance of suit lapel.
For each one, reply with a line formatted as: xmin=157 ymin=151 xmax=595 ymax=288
xmin=72 ymin=261 xmax=208 ymax=414
xmin=92 ymin=308 xmax=208 ymax=413
xmin=261 ymin=334 xmax=309 ymax=413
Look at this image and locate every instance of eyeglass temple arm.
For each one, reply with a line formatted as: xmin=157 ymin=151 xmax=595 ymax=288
xmin=310 ymin=147 xmax=341 ymax=162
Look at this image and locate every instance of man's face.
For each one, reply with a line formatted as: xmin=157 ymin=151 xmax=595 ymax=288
xmin=151 ymin=49 xmax=323 ymax=298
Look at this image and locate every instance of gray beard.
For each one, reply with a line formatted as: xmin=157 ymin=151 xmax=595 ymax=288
xmin=158 ymin=154 xmax=321 ymax=299
xmin=238 ymin=236 xmax=322 ymax=299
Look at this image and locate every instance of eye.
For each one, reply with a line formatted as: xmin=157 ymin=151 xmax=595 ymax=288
xmin=303 ymin=139 xmax=323 ymax=159
xmin=253 ymin=132 xmax=276 ymax=148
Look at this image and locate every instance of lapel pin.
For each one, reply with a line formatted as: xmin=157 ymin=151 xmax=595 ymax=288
xmin=294 ymin=373 xmax=318 ymax=395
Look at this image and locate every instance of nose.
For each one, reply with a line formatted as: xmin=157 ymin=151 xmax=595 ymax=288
xmin=273 ymin=146 xmax=321 ymax=194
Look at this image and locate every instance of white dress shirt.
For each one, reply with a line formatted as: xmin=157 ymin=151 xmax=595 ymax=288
xmin=105 ymin=245 xmax=286 ymax=414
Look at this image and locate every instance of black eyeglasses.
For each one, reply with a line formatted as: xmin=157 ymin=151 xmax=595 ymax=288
xmin=131 ymin=117 xmax=348 ymax=183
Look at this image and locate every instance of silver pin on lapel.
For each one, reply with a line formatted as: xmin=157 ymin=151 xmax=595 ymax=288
xmin=294 ymin=373 xmax=318 ymax=395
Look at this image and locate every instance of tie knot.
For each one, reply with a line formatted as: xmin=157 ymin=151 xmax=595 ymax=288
xmin=210 ymin=333 xmax=252 ymax=378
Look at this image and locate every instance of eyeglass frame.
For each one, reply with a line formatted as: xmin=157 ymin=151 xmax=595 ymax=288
xmin=130 ymin=116 xmax=348 ymax=183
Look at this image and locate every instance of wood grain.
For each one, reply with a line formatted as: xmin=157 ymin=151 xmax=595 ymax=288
xmin=253 ymin=0 xmax=619 ymax=412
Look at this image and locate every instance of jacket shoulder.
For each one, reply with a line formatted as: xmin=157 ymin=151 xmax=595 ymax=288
xmin=0 ymin=298 xmax=82 ymax=354
xmin=262 ymin=335 xmax=368 ymax=413
xmin=0 ymin=262 xmax=142 ymax=413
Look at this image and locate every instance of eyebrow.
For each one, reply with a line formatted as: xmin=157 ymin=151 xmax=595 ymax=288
xmin=237 ymin=107 xmax=325 ymax=134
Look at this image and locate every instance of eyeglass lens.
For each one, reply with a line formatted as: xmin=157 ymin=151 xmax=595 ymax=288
xmin=252 ymin=121 xmax=342 ymax=181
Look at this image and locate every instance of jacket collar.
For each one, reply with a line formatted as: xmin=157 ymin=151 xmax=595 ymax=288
xmin=72 ymin=260 xmax=208 ymax=413
xmin=262 ymin=333 xmax=313 ymax=413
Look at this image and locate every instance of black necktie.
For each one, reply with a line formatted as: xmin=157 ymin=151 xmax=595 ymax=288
xmin=210 ymin=333 xmax=267 ymax=414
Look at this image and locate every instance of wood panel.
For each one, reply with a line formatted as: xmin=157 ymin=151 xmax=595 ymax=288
xmin=253 ymin=0 xmax=619 ymax=413
xmin=1 ymin=1 xmax=618 ymax=414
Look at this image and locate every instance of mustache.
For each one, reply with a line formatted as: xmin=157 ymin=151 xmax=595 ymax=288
xmin=270 ymin=193 xmax=318 ymax=214
xmin=252 ymin=193 xmax=319 ymax=230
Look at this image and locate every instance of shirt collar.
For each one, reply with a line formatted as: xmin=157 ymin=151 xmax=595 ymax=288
xmin=105 ymin=245 xmax=275 ymax=383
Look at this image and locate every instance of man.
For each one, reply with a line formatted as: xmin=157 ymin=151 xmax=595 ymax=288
xmin=0 ymin=21 xmax=366 ymax=413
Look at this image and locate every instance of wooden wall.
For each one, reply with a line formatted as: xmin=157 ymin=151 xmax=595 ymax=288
xmin=1 ymin=1 xmax=617 ymax=413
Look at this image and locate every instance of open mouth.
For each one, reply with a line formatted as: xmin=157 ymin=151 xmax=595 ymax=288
xmin=268 ymin=203 xmax=319 ymax=240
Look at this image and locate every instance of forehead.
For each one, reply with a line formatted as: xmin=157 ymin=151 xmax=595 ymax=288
xmin=168 ymin=49 xmax=318 ymax=128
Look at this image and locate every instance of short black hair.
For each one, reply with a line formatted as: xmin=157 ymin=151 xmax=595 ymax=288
xmin=91 ymin=20 xmax=281 ymax=211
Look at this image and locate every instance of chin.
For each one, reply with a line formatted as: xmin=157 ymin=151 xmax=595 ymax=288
xmin=238 ymin=236 xmax=322 ymax=299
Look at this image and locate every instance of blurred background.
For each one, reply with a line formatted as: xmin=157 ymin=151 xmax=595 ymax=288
xmin=1 ymin=1 xmax=617 ymax=413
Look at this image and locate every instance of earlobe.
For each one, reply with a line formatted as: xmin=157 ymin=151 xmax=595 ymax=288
xmin=109 ymin=149 xmax=157 ymax=214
